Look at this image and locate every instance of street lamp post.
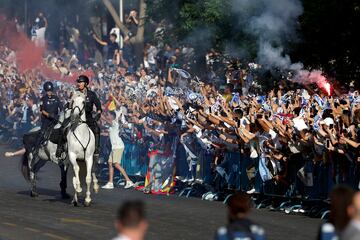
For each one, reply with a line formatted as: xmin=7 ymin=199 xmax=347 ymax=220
xmin=24 ymin=0 xmax=28 ymax=33
xmin=119 ymin=0 xmax=123 ymax=48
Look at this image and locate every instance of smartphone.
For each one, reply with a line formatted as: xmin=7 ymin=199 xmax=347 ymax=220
xmin=326 ymin=139 xmax=330 ymax=148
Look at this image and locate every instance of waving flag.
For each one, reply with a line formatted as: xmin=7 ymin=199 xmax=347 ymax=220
xmin=230 ymin=92 xmax=240 ymax=107
xmin=313 ymin=115 xmax=321 ymax=131
xmin=105 ymin=96 xmax=116 ymax=111
xmin=314 ymin=94 xmax=325 ymax=108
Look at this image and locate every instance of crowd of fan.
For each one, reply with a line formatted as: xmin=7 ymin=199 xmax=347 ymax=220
xmin=1 ymin=17 xmax=360 ymax=198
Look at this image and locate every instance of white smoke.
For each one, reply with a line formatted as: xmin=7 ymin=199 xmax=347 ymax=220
xmin=258 ymin=42 xmax=303 ymax=71
xmin=232 ymin=0 xmax=303 ymax=70
xmin=231 ymin=0 xmax=330 ymax=88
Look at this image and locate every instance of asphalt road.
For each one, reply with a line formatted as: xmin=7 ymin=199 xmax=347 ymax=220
xmin=0 ymin=143 xmax=322 ymax=240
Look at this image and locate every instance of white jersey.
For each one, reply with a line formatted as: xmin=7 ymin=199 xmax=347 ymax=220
xmin=115 ymin=106 xmax=128 ymax=125
xmin=108 ymin=120 xmax=124 ymax=150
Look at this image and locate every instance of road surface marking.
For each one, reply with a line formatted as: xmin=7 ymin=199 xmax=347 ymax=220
xmin=2 ymin=222 xmax=16 ymax=227
xmin=60 ymin=218 xmax=108 ymax=230
xmin=43 ymin=233 xmax=69 ymax=240
xmin=24 ymin=227 xmax=41 ymax=233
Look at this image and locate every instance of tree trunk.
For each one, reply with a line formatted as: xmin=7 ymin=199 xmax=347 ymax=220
xmin=90 ymin=16 xmax=104 ymax=67
xmin=101 ymin=0 xmax=130 ymax=36
xmin=132 ymin=0 xmax=147 ymax=66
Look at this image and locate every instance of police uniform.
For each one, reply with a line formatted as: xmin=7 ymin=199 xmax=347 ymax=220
xmin=56 ymin=75 xmax=102 ymax=158
xmin=32 ymin=81 xmax=61 ymax=158
xmin=83 ymin=88 xmax=102 ymax=154
xmin=40 ymin=92 xmax=62 ymax=130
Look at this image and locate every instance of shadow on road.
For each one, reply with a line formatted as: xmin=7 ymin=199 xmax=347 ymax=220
xmin=17 ymin=188 xmax=71 ymax=203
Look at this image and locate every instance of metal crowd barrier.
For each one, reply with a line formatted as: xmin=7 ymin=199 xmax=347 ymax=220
xmin=2 ymin=122 xmax=357 ymax=220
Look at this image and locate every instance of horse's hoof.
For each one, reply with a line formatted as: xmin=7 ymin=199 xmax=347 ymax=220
xmin=94 ymin=188 xmax=99 ymax=194
xmin=84 ymin=201 xmax=91 ymax=207
xmin=72 ymin=200 xmax=78 ymax=207
xmin=30 ymin=191 xmax=39 ymax=197
xmin=61 ymin=192 xmax=71 ymax=199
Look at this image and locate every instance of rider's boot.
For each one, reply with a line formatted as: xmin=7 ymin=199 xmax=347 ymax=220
xmin=93 ymin=130 xmax=100 ymax=161
xmin=56 ymin=144 xmax=64 ymax=158
xmin=91 ymin=131 xmax=100 ymax=176
xmin=56 ymin=119 xmax=70 ymax=159
xmin=56 ymin=130 xmax=65 ymax=158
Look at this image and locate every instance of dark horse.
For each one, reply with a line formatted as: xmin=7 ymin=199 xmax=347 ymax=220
xmin=20 ymin=125 xmax=70 ymax=199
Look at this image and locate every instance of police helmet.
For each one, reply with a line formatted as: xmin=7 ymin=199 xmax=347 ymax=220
xmin=43 ymin=81 xmax=54 ymax=92
xmin=77 ymin=75 xmax=89 ymax=85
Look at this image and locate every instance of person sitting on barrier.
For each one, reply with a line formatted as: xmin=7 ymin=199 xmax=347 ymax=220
xmin=112 ymin=200 xmax=148 ymax=240
xmin=215 ymin=192 xmax=266 ymax=240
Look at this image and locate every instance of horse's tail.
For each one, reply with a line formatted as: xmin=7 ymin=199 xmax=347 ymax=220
xmin=21 ymin=153 xmax=30 ymax=182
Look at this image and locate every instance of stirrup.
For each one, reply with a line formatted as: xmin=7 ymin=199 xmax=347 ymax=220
xmin=57 ymin=153 xmax=66 ymax=160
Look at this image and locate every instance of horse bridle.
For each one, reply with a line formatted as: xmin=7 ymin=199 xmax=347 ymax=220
xmin=70 ymin=99 xmax=86 ymax=122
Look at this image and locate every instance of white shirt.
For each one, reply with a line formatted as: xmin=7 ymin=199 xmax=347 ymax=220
xmin=115 ymin=106 xmax=128 ymax=125
xmin=21 ymin=104 xmax=28 ymax=123
xmin=139 ymin=75 xmax=151 ymax=86
xmin=109 ymin=120 xmax=124 ymax=150
xmin=288 ymin=140 xmax=301 ymax=154
xmin=167 ymin=97 xmax=179 ymax=111
xmin=32 ymin=104 xmax=39 ymax=113
xmin=111 ymin=234 xmax=131 ymax=240
xmin=146 ymin=45 xmax=158 ymax=64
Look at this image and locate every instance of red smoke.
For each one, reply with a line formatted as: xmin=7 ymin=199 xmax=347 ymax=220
xmin=0 ymin=15 xmax=44 ymax=72
xmin=0 ymin=15 xmax=94 ymax=84
xmin=38 ymin=65 xmax=95 ymax=84
xmin=296 ymin=70 xmax=333 ymax=96
xmin=319 ymin=81 xmax=333 ymax=96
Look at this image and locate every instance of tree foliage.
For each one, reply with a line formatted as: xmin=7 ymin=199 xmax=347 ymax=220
xmin=147 ymin=0 xmax=234 ymax=50
xmin=147 ymin=0 xmax=360 ymax=83
xmin=295 ymin=0 xmax=360 ymax=82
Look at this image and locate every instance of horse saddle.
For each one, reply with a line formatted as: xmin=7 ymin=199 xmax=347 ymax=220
xmin=38 ymin=123 xmax=62 ymax=146
xmin=48 ymin=128 xmax=62 ymax=145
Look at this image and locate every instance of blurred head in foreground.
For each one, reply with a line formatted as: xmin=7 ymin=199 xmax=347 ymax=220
xmin=114 ymin=200 xmax=148 ymax=240
xmin=227 ymin=192 xmax=252 ymax=222
xmin=329 ymin=185 xmax=355 ymax=231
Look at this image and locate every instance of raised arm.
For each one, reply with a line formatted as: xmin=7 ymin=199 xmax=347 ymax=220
xmin=92 ymin=33 xmax=107 ymax=46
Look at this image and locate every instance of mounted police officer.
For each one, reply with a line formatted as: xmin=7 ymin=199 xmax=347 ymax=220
xmin=56 ymin=75 xmax=102 ymax=160
xmin=28 ymin=81 xmax=62 ymax=161
xmin=40 ymin=81 xmax=62 ymax=132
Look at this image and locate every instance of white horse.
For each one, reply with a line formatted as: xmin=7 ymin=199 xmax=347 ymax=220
xmin=68 ymin=91 xmax=99 ymax=206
